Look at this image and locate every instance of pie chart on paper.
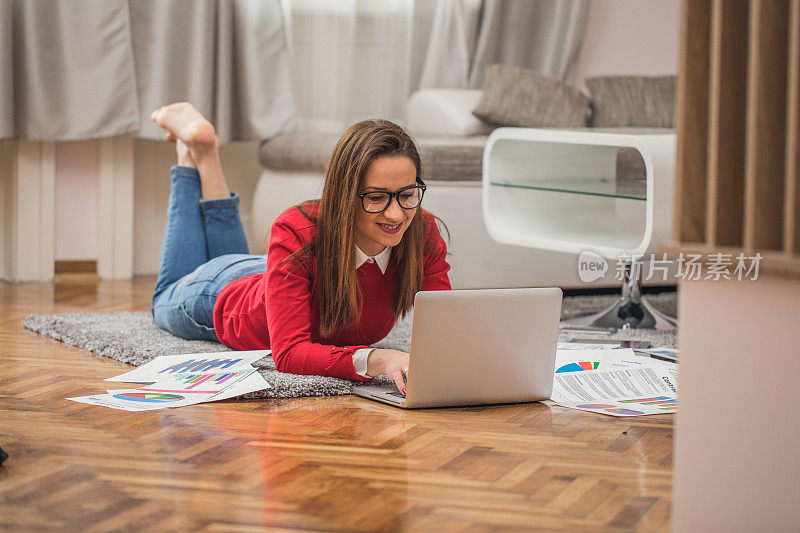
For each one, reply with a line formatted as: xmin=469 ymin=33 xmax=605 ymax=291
xmin=556 ymin=361 xmax=600 ymax=373
xmin=113 ymin=392 xmax=185 ymax=403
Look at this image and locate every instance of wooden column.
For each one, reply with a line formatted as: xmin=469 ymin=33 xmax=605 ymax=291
xmin=743 ymin=0 xmax=790 ymax=251
xmin=705 ymin=0 xmax=748 ymax=247
xmin=673 ymin=0 xmax=712 ymax=245
xmin=785 ymin=0 xmax=800 ymax=255
xmin=0 ymin=140 xmax=56 ymax=282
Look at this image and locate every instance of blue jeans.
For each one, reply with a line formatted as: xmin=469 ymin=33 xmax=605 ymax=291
xmin=151 ymin=166 xmax=266 ymax=342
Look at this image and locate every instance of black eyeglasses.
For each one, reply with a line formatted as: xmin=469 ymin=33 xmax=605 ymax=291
xmin=357 ymin=181 xmax=426 ymax=213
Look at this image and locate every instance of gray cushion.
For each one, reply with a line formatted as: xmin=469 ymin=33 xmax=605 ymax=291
xmin=472 ymin=64 xmax=591 ymax=128
xmin=586 ymin=76 xmax=676 ymax=128
xmin=260 ymin=133 xmax=487 ymax=182
xmin=415 ymin=136 xmax=486 ymax=182
xmin=258 ymin=132 xmax=339 ymax=173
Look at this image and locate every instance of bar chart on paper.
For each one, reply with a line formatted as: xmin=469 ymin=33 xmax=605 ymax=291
xmin=105 ymin=351 xmax=269 ymax=383
xmin=568 ymin=396 xmax=677 ymax=417
xmin=159 ymin=358 xmax=251 ymax=375
xmin=618 ymin=396 xmax=677 ymax=411
xmin=139 ymin=370 xmax=256 ymax=394
xmin=575 ymin=404 xmax=646 ymax=416
xmin=169 ymin=371 xmax=253 ymax=390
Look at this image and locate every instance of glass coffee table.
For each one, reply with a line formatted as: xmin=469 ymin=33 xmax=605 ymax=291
xmin=482 ymin=128 xmax=677 ymax=330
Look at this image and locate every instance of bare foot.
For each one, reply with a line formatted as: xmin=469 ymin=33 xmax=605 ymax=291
xmin=151 ymin=102 xmax=217 ymax=147
xmin=152 ymin=103 xmax=230 ymax=201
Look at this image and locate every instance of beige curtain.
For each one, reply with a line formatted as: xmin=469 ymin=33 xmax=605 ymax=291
xmin=469 ymin=0 xmax=590 ymax=86
xmin=283 ymin=0 xmax=589 ymax=132
xmin=411 ymin=0 xmax=590 ymax=91
xmin=282 ymin=0 xmax=416 ymax=133
xmin=0 ymin=0 xmax=295 ymax=142
xmin=0 ymin=0 xmax=15 ymax=139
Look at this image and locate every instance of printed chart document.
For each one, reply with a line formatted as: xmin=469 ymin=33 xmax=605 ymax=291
xmin=105 ymin=369 xmax=260 ymax=409
xmin=71 ymin=369 xmax=259 ymax=410
xmin=69 ymin=351 xmax=274 ymax=410
xmin=69 ymin=370 xmax=272 ymax=411
xmin=105 ymin=350 xmax=269 ymax=383
xmin=556 ymin=396 xmax=677 ymax=417
xmin=549 ymin=348 xmax=679 ymax=417
xmin=68 ymin=394 xmax=163 ymax=412
xmin=551 ymin=366 xmax=678 ymax=403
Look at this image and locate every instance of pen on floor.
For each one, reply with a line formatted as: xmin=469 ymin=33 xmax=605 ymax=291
xmin=633 ymin=349 xmax=678 ymax=364
xmin=559 ymin=324 xmax=617 ymax=335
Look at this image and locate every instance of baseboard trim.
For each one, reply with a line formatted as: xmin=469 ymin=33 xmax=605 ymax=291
xmin=55 ymin=260 xmax=97 ymax=274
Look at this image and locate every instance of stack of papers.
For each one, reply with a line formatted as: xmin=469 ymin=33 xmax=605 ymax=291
xmin=551 ymin=344 xmax=679 ymax=417
xmin=68 ymin=351 xmax=271 ymax=411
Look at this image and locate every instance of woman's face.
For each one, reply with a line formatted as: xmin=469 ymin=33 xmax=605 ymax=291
xmin=354 ymin=156 xmax=418 ymax=257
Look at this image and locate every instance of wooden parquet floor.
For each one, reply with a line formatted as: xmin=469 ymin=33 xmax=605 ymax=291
xmin=0 ymin=275 xmax=674 ymax=532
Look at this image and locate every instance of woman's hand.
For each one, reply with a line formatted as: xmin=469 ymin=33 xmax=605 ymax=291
xmin=367 ymin=349 xmax=410 ymax=395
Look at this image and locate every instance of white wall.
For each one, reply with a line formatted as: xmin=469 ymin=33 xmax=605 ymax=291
xmin=573 ymin=0 xmax=680 ymax=88
xmin=55 ymin=141 xmax=98 ymax=260
xmin=50 ymin=138 xmax=262 ymax=274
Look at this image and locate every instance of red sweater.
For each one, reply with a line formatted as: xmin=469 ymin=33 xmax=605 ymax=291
xmin=212 ymin=205 xmax=451 ymax=381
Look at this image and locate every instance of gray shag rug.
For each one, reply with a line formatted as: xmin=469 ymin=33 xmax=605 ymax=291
xmin=23 ymin=293 xmax=677 ymax=399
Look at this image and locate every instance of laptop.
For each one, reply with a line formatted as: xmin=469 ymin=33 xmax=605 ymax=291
xmin=353 ymin=287 xmax=562 ymax=408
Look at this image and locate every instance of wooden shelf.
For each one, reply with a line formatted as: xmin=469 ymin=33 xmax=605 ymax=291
xmin=660 ymin=242 xmax=800 ymax=278
xmin=672 ymin=0 xmax=800 ymax=278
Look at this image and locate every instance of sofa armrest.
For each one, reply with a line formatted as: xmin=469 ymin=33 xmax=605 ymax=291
xmin=407 ymin=89 xmax=494 ymax=137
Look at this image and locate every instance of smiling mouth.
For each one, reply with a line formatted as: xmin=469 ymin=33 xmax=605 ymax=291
xmin=377 ymin=223 xmax=402 ymax=235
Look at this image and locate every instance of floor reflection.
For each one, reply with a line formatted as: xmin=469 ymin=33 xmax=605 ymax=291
xmin=206 ymin=397 xmax=412 ymax=531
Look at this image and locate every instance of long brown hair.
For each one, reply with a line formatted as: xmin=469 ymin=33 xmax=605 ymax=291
xmin=284 ymin=119 xmax=439 ymax=336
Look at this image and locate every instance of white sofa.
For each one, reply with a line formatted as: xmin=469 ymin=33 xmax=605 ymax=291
xmin=252 ymin=89 xmax=667 ymax=289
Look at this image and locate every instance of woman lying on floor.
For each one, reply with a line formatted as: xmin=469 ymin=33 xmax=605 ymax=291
xmin=149 ymin=103 xmax=451 ymax=394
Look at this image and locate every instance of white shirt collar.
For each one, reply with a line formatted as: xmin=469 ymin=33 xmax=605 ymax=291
xmin=355 ymin=245 xmax=392 ymax=274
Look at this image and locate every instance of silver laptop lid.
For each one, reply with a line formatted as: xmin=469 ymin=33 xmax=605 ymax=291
xmin=404 ymin=287 xmax=562 ymax=408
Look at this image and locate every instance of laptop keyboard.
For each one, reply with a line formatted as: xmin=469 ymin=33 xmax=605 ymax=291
xmin=387 ymin=391 xmax=406 ymax=398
